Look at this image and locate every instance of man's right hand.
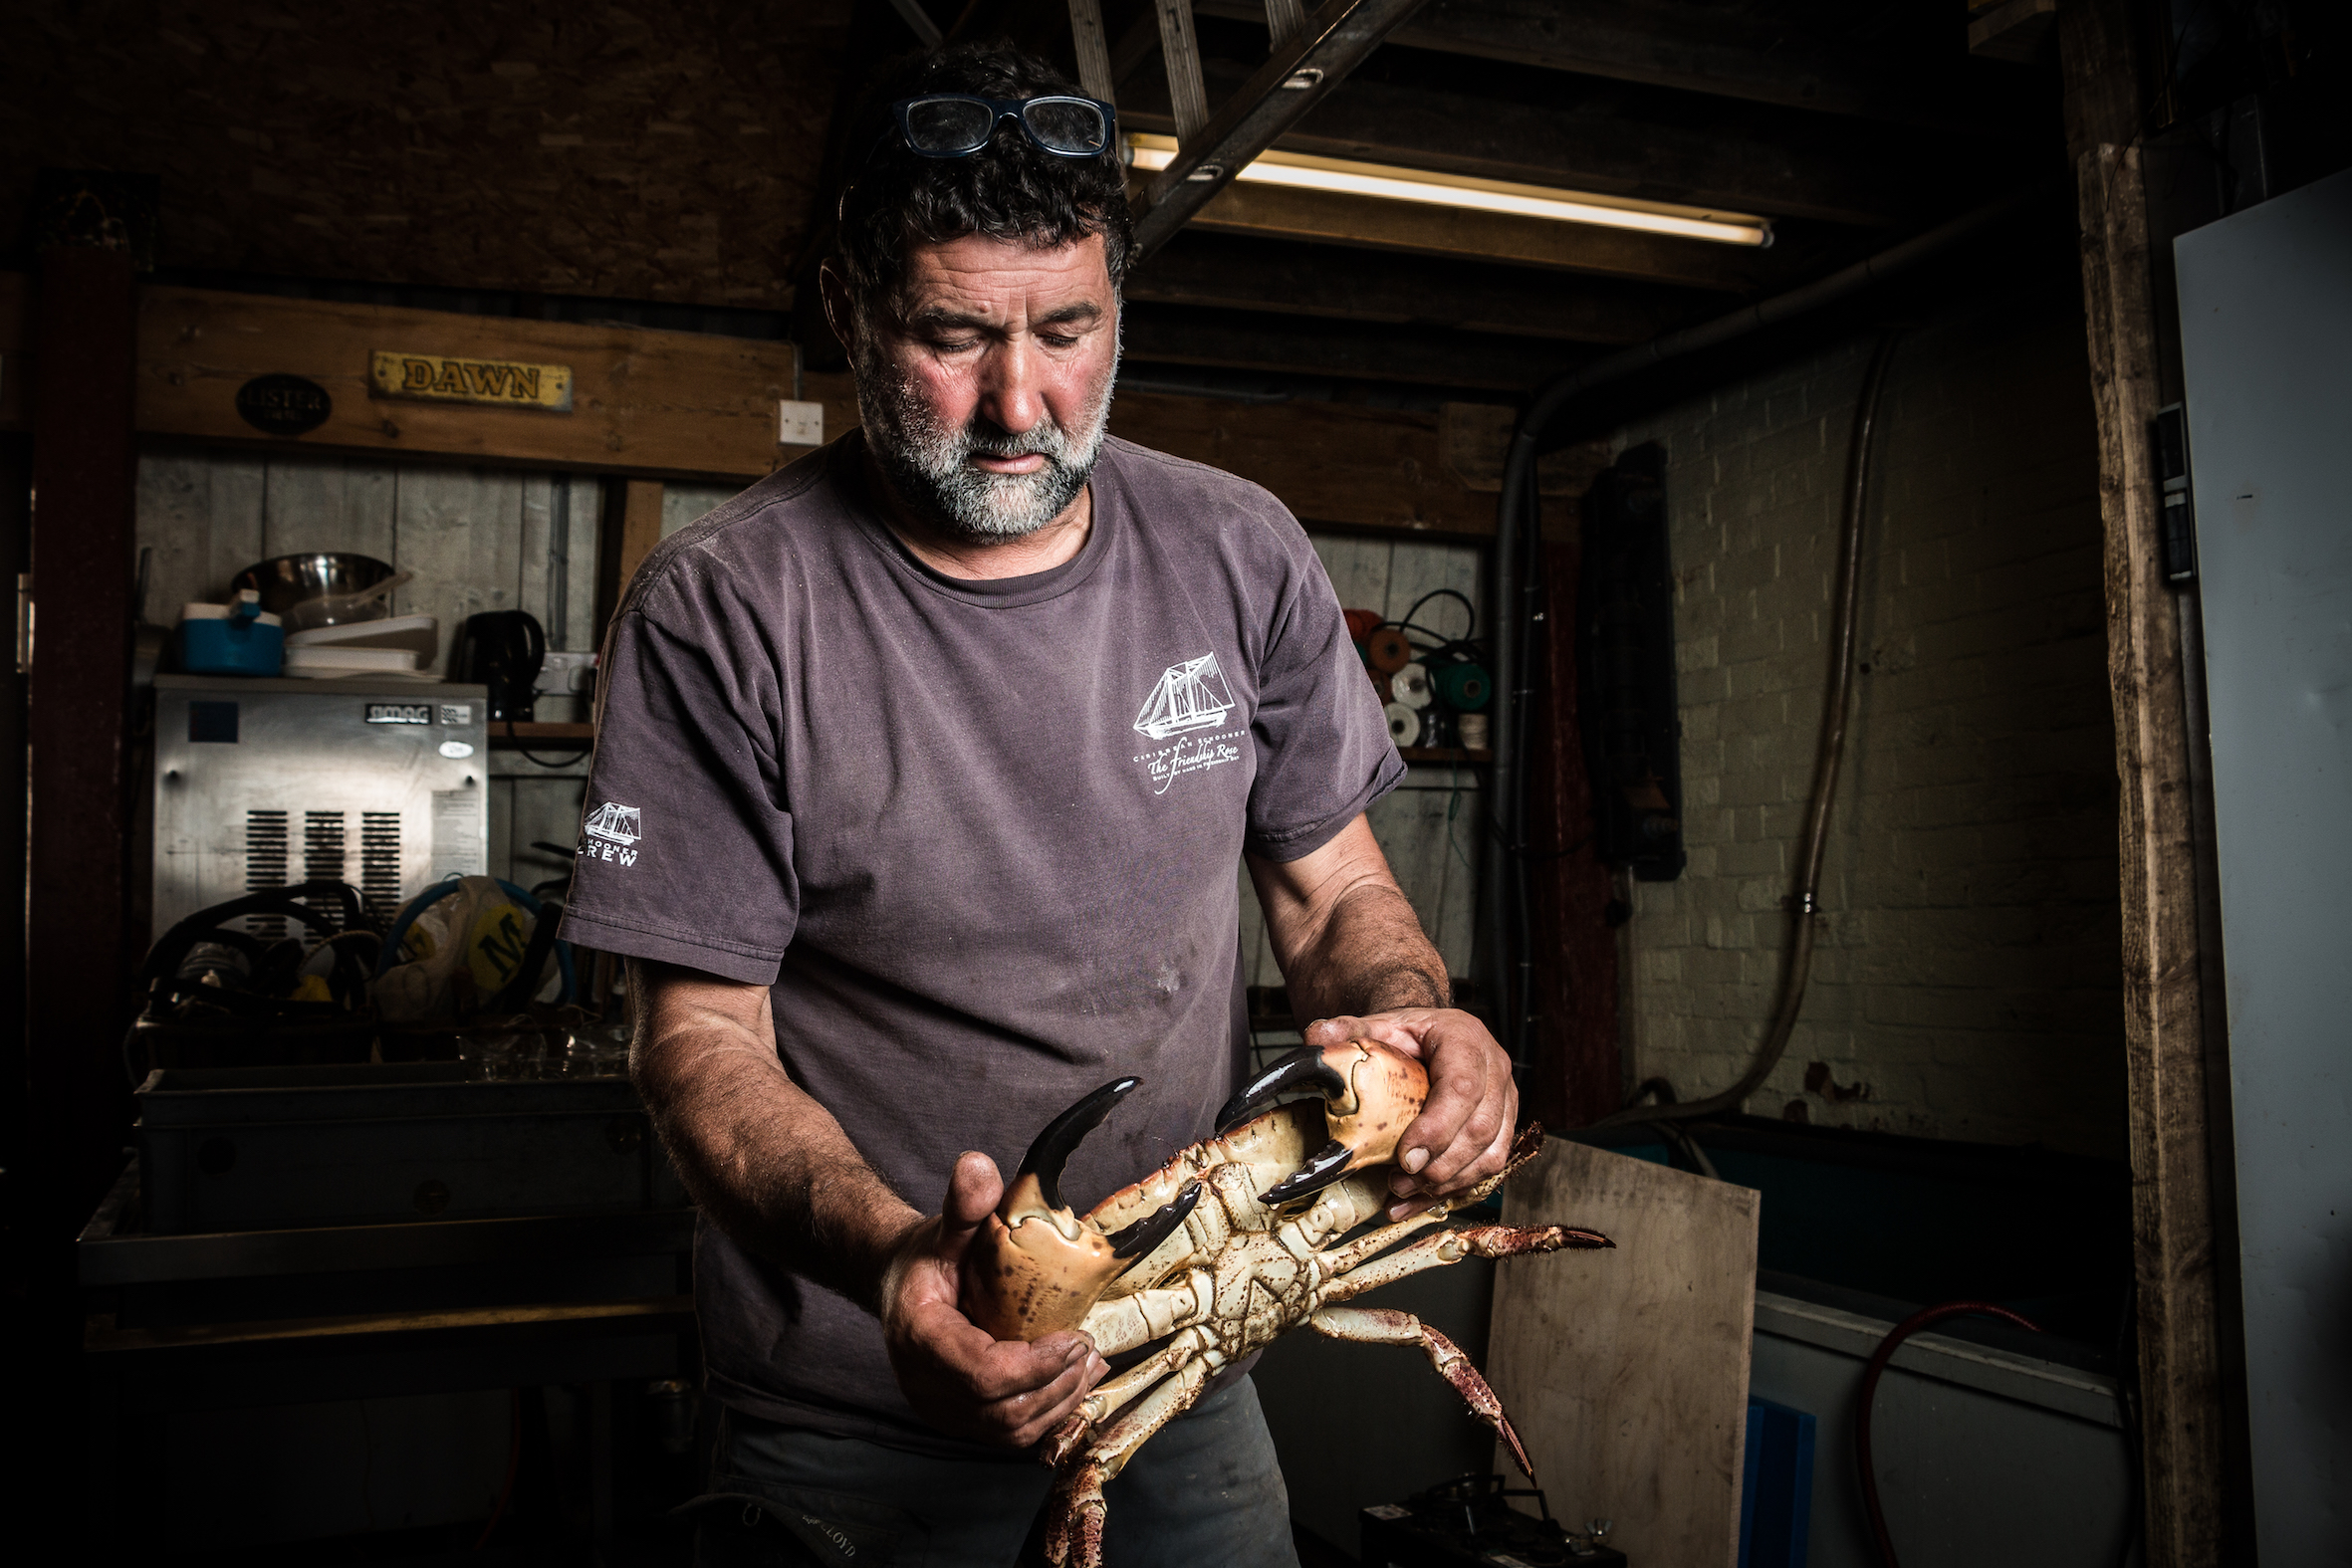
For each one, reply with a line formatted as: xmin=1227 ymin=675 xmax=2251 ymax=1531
xmin=878 ymin=1150 xmax=1109 ymax=1450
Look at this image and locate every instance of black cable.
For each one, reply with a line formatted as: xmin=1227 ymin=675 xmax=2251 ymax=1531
xmin=1388 ymin=626 xmax=1481 ymax=661
xmin=1400 ymin=586 xmax=1477 ymax=644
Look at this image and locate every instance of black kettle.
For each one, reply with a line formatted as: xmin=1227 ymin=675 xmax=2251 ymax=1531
xmin=453 ymin=609 xmax=546 ymax=722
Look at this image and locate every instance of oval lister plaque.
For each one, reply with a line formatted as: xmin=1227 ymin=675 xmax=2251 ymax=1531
xmin=235 ymin=374 xmax=334 ymax=437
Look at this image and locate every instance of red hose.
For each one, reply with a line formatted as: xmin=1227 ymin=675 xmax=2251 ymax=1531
xmin=1855 ymin=1301 xmax=2044 ymax=1568
xmin=473 ymin=1388 xmax=524 ymax=1551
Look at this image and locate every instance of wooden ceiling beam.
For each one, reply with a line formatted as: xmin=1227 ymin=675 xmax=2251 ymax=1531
xmin=1120 ymin=300 xmax=1588 ymax=389
xmin=1193 ymin=0 xmax=2037 ymax=134
xmin=1126 ymin=231 xmax=1701 ymax=344
xmin=1121 ymin=59 xmax=1946 ymax=226
xmin=1130 ymin=0 xmax=1432 ymax=259
xmin=1172 ymin=179 xmax=1774 ymax=290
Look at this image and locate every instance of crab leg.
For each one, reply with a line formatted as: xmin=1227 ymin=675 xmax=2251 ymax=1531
xmin=1049 ymin=1324 xmax=1218 ymax=1462
xmin=1323 ymin=1222 xmax=1612 ymax=1303
xmin=1309 ymin=1306 xmax=1539 ymax=1479
xmin=1041 ymin=1350 xmax=1221 ymax=1568
xmin=1083 ymin=1271 xmax=1214 ymax=1357
xmin=1314 ymin=1202 xmax=1457 ymax=1275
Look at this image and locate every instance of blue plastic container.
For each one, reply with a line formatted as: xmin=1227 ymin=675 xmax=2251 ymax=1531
xmin=179 ymin=598 xmax=285 ymax=676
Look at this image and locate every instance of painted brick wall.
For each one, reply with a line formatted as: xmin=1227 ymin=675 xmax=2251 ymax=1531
xmin=1614 ymin=293 xmax=2126 ymax=1157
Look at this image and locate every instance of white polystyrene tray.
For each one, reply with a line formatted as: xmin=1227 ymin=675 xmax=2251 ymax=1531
xmin=283 ymin=645 xmax=424 ymax=674
xmin=284 ymin=613 xmax=439 ymax=659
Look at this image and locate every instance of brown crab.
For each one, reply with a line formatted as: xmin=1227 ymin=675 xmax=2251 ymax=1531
xmin=959 ymin=1039 xmax=1614 ymax=1567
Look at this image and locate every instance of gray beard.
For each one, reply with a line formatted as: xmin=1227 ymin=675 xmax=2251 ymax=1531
xmin=853 ymin=332 xmax=1117 ymax=542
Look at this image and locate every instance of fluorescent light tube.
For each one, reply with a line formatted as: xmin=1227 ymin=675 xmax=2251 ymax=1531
xmin=1127 ymin=134 xmax=1772 ymax=248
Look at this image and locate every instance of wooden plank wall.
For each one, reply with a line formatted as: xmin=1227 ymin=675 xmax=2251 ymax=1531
xmin=136 ymin=452 xmax=604 ymax=669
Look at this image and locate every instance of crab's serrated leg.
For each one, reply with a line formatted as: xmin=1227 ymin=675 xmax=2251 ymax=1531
xmin=1322 ymin=1221 xmax=1611 ymax=1303
xmin=1046 ymin=1323 xmax=1219 ymax=1465
xmin=1313 ymin=1121 xmax=1561 ymax=1271
xmin=1041 ymin=1349 xmax=1221 ymax=1568
xmin=1309 ymin=1305 xmax=1538 ymax=1479
xmin=1315 ymin=1203 xmax=1457 ymax=1275
xmin=1040 ymin=1454 xmax=1108 ymax=1568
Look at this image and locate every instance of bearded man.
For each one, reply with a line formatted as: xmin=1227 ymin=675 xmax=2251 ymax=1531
xmin=560 ymin=39 xmax=1519 ymax=1567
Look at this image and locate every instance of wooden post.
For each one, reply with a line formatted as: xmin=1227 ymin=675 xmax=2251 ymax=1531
xmin=593 ymin=478 xmax=665 ymax=644
xmin=25 ymin=224 xmax=140 ymax=1230
xmin=2057 ymin=2 xmax=2229 ymax=1561
xmin=1525 ymin=536 xmax=1620 ymax=1129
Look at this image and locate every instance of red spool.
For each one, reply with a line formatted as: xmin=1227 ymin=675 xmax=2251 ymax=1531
xmin=1362 ymin=626 xmax=1412 ymax=674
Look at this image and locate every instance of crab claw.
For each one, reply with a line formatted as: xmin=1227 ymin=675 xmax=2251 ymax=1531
xmin=1217 ymin=1038 xmax=1429 ymax=1205
xmin=960 ymin=1077 xmax=1204 ymax=1342
xmin=1021 ymin=1076 xmax=1141 ymax=1213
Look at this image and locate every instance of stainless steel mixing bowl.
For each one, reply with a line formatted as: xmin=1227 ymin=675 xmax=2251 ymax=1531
xmin=230 ymin=554 xmax=398 ymax=624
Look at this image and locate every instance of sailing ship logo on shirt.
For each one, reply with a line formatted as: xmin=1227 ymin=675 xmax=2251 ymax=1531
xmin=1133 ymin=655 xmax=1236 ymax=740
xmin=581 ymin=802 xmax=642 ymax=866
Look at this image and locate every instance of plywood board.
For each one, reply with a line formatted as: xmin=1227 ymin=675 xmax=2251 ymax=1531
xmin=1488 ymin=1138 xmax=1760 ymax=1566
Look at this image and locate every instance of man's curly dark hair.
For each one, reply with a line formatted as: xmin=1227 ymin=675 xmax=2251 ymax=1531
xmin=832 ymin=40 xmax=1133 ymax=318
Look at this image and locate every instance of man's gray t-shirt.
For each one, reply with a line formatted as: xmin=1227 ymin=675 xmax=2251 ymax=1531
xmin=561 ymin=431 xmax=1402 ymax=1456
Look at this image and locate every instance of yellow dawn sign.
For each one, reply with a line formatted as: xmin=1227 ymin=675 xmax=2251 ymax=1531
xmin=369 ymin=350 xmax=575 ymax=412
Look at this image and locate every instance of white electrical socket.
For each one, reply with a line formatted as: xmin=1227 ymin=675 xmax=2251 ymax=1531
xmin=778 ymin=399 xmax=825 ymax=447
xmin=535 ymin=649 xmax=599 ymax=696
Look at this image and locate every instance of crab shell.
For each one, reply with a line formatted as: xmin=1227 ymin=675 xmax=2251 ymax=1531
xmin=959 ymin=1039 xmax=1429 ymax=1343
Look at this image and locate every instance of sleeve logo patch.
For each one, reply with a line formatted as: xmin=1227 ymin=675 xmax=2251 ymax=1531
xmin=581 ymin=801 xmax=642 ymax=866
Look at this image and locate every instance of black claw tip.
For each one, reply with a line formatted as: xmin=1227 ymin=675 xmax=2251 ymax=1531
xmin=1259 ymin=1138 xmax=1355 ymax=1205
xmin=1017 ymin=1076 xmax=1141 ymax=1213
xmin=1105 ymin=1179 xmax=1203 ymax=1260
xmin=1215 ymin=1048 xmax=1348 ymax=1134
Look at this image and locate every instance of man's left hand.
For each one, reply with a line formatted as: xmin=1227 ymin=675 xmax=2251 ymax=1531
xmin=1301 ymin=1008 xmax=1518 ymax=1222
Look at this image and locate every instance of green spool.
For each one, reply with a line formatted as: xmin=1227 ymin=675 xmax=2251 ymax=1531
xmin=1436 ymin=662 xmax=1491 ymax=712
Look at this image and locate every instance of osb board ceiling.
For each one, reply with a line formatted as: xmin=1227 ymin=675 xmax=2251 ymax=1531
xmin=0 ymin=0 xmax=855 ymax=307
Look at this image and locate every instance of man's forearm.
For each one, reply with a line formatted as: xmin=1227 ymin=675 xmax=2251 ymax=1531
xmin=628 ymin=959 xmax=921 ymax=1313
xmin=1249 ymin=817 xmax=1448 ymax=1020
xmin=1278 ymin=881 xmax=1449 ymax=1019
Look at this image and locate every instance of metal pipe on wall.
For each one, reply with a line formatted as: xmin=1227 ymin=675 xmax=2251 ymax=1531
xmin=1598 ymin=331 xmax=1899 ymax=1128
xmin=1486 ymin=180 xmax=2053 ymax=1106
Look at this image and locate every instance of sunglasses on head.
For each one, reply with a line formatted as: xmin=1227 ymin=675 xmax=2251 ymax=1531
xmin=889 ymin=94 xmax=1119 ymax=159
